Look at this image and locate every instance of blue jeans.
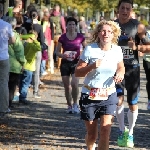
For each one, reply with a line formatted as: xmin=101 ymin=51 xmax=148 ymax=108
xmin=19 ymin=70 xmax=33 ymax=100
xmin=40 ymin=60 xmax=46 ymax=75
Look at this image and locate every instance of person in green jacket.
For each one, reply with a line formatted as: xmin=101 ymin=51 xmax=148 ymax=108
xmin=7 ymin=0 xmax=22 ymax=17
xmin=5 ymin=17 xmax=26 ymax=107
xmin=19 ymin=30 xmax=41 ymax=104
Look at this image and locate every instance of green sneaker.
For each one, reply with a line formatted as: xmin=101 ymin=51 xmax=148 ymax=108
xmin=117 ymin=127 xmax=129 ymax=147
xmin=117 ymin=131 xmax=125 ymax=147
xmin=126 ymin=135 xmax=134 ymax=148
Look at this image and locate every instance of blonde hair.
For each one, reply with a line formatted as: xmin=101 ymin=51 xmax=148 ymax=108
xmin=90 ymin=20 xmax=121 ymax=45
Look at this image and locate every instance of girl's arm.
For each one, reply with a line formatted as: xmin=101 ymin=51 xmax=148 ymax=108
xmin=56 ymin=42 xmax=67 ymax=59
xmin=114 ymin=60 xmax=125 ymax=83
xmin=75 ymin=59 xmax=102 ymax=77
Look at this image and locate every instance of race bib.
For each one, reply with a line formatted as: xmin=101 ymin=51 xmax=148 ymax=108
xmin=89 ymin=88 xmax=108 ymax=100
xmin=121 ymin=46 xmax=134 ymax=59
xmin=64 ymin=51 xmax=77 ymax=61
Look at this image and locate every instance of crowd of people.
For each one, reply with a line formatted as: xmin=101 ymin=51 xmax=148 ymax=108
xmin=0 ymin=0 xmax=150 ymax=149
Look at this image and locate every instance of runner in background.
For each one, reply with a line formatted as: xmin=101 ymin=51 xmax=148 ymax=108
xmin=56 ymin=17 xmax=85 ymax=114
xmin=115 ymin=0 xmax=139 ymax=148
xmin=134 ymin=24 xmax=150 ymax=109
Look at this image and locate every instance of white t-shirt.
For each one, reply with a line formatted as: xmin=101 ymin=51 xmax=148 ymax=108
xmin=0 ymin=19 xmax=14 ymax=60
xmin=80 ymin=43 xmax=123 ymax=94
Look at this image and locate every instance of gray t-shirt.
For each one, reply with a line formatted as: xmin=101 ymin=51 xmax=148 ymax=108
xmin=115 ymin=19 xmax=139 ymax=65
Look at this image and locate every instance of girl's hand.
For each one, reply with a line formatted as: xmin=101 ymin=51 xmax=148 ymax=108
xmin=61 ymin=53 xmax=68 ymax=59
xmin=114 ymin=73 xmax=124 ymax=83
xmin=91 ymin=59 xmax=102 ymax=69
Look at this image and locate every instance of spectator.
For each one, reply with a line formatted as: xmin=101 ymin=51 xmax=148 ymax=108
xmin=50 ymin=4 xmax=66 ymax=68
xmin=0 ymin=4 xmax=15 ymax=114
xmin=90 ymin=19 xmax=96 ymax=30
xmin=79 ymin=16 xmax=87 ymax=35
xmin=99 ymin=16 xmax=105 ymax=21
xmin=24 ymin=9 xmax=45 ymax=98
xmin=19 ymin=31 xmax=41 ymax=104
xmin=72 ymin=12 xmax=80 ymax=33
xmin=50 ymin=4 xmax=66 ymax=35
xmin=5 ymin=17 xmax=26 ymax=107
xmin=40 ymin=10 xmax=51 ymax=76
xmin=7 ymin=0 xmax=23 ymax=17
xmin=42 ymin=7 xmax=55 ymax=74
xmin=23 ymin=4 xmax=36 ymax=25
xmin=14 ymin=12 xmax=27 ymax=34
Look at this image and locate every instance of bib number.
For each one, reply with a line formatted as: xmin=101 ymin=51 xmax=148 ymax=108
xmin=121 ymin=46 xmax=134 ymax=59
xmin=89 ymin=88 xmax=108 ymax=100
xmin=64 ymin=51 xmax=77 ymax=61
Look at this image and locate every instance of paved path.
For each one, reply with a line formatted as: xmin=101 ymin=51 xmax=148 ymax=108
xmin=0 ymin=58 xmax=150 ymax=150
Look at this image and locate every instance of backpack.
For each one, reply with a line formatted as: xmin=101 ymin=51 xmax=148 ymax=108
xmin=50 ymin=16 xmax=62 ymax=35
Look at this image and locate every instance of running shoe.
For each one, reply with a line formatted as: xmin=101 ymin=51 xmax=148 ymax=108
xmin=126 ymin=135 xmax=134 ymax=148
xmin=117 ymin=131 xmax=125 ymax=147
xmin=87 ymin=143 xmax=96 ymax=150
xmin=72 ymin=103 xmax=80 ymax=114
xmin=66 ymin=105 xmax=73 ymax=114
xmin=117 ymin=127 xmax=129 ymax=147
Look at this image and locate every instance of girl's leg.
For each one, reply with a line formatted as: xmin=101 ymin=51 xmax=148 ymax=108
xmin=98 ymin=115 xmax=114 ymax=150
xmin=71 ymin=74 xmax=80 ymax=113
xmin=85 ymin=120 xmax=98 ymax=150
xmin=71 ymin=74 xmax=79 ymax=104
xmin=62 ymin=76 xmax=72 ymax=106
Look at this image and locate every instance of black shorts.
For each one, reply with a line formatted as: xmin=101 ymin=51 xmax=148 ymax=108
xmin=116 ymin=65 xmax=140 ymax=105
xmin=79 ymin=92 xmax=118 ymax=121
xmin=60 ymin=60 xmax=77 ymax=76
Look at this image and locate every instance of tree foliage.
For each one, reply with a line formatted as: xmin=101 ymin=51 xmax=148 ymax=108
xmin=50 ymin=0 xmax=119 ymax=15
xmin=48 ymin=0 xmax=149 ymax=17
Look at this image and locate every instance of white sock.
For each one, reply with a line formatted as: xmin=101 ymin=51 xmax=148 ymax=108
xmin=116 ymin=105 xmax=125 ymax=132
xmin=127 ymin=108 xmax=138 ymax=135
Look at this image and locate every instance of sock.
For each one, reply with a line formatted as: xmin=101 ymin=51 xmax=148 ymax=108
xmin=127 ymin=108 xmax=138 ymax=135
xmin=116 ymin=105 xmax=125 ymax=132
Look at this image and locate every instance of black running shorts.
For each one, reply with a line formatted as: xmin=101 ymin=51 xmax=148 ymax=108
xmin=60 ymin=60 xmax=77 ymax=76
xmin=79 ymin=92 xmax=118 ymax=121
xmin=116 ymin=65 xmax=140 ymax=105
